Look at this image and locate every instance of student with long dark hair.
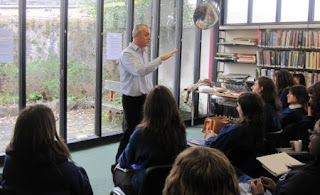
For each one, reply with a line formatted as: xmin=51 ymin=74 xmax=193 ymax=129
xmin=251 ymin=76 xmax=282 ymax=133
xmin=308 ymin=81 xmax=320 ymax=122
xmin=205 ymin=92 xmax=265 ymax=177
xmin=114 ymin=85 xmax=187 ymax=194
xmin=275 ymin=70 xmax=295 ymax=110
xmin=0 ymin=105 xmax=93 ymax=194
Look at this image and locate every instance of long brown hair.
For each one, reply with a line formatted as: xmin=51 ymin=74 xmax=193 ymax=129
xmin=308 ymin=82 xmax=320 ymax=120
xmin=163 ymin=147 xmax=240 ymax=195
xmin=275 ymin=69 xmax=295 ymax=94
xmin=10 ymin=104 xmax=70 ymax=162
xmin=139 ymin=85 xmax=186 ymax=155
xmin=257 ymin=76 xmax=281 ymax=113
xmin=236 ymin=92 xmax=265 ymax=144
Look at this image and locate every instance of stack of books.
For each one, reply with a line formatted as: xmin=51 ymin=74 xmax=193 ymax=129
xmin=233 ymin=37 xmax=257 ymax=45
xmin=237 ymin=53 xmax=256 ymax=63
xmin=215 ymin=52 xmax=237 ymax=62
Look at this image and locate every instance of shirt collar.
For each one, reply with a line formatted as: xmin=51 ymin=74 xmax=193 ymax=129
xmin=289 ymin=104 xmax=303 ymax=109
xmin=130 ymin=42 xmax=144 ymax=52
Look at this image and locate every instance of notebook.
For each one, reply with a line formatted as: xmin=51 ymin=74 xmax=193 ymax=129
xmin=187 ymin=139 xmax=205 ymax=147
xmin=256 ymin=152 xmax=304 ymax=177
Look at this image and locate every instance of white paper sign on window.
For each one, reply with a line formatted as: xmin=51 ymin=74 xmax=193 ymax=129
xmin=106 ymin=32 xmax=122 ymax=60
xmin=0 ymin=28 xmax=14 ymax=63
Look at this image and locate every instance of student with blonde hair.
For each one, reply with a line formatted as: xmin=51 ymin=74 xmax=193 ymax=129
xmin=163 ymin=146 xmax=240 ymax=195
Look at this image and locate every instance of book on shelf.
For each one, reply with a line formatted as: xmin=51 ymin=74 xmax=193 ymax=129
xmin=233 ymin=37 xmax=257 ymax=45
xmin=257 ymin=29 xmax=320 ymax=49
xmin=256 ymin=152 xmax=303 ymax=177
xmin=236 ymin=53 xmax=256 ymax=63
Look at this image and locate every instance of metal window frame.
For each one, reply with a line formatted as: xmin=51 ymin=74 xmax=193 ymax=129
xmin=173 ymin=0 xmax=183 ymax=106
xmin=18 ymin=0 xmax=26 ymax=111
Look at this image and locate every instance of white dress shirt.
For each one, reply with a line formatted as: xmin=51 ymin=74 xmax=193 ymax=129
xmin=120 ymin=43 xmax=162 ymax=96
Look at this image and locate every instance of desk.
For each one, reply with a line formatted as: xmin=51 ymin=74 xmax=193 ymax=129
xmin=187 ymin=89 xmax=238 ymax=126
xmin=276 ymin=147 xmax=309 ymax=156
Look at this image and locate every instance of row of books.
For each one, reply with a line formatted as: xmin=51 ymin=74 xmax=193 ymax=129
xmin=256 ymin=50 xmax=320 ymax=70
xmin=257 ymin=29 xmax=320 ymax=49
xmin=216 ymin=52 xmax=256 ymax=63
xmin=257 ymin=68 xmax=320 ymax=87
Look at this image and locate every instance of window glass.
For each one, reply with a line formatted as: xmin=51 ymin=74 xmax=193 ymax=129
xmin=252 ymin=0 xmax=276 ymax=23
xmin=199 ymin=30 xmax=211 ymax=116
xmin=158 ymin=0 xmax=176 ymax=93
xmin=0 ymin=0 xmax=19 ymax=153
xmin=180 ymin=0 xmax=196 ymax=118
xmin=225 ymin=0 xmax=248 ymax=24
xmin=315 ymin=0 xmax=320 ymax=21
xmin=281 ymin=0 xmax=308 ymax=22
xmin=25 ymin=0 xmax=61 ymax=133
xmin=67 ymin=0 xmax=96 ymax=141
xmin=101 ymin=0 xmax=127 ymax=134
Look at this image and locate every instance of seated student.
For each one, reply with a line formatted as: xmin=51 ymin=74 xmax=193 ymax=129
xmin=274 ymin=70 xmax=295 ymax=110
xmin=205 ymin=92 xmax=265 ymax=177
xmin=163 ymin=146 xmax=240 ymax=195
xmin=0 ymin=104 xmax=93 ymax=195
xmin=114 ymin=85 xmax=187 ymax=194
xmin=280 ymin=85 xmax=309 ymax=130
xmin=251 ymin=119 xmax=320 ymax=195
xmin=308 ymin=81 xmax=320 ymax=122
xmin=251 ymin=76 xmax=282 ymax=134
xmin=293 ymin=73 xmax=306 ymax=86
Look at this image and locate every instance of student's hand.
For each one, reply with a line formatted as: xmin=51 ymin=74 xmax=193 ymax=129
xmin=260 ymin=176 xmax=276 ymax=192
xmin=160 ymin=49 xmax=178 ymax=61
xmin=250 ymin=178 xmax=265 ymax=195
xmin=204 ymin=130 xmax=217 ymax=140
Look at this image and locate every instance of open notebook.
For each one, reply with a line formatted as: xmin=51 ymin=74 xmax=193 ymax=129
xmin=256 ymin=152 xmax=304 ymax=177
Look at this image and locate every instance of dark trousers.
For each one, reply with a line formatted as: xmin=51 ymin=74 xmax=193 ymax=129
xmin=114 ymin=94 xmax=146 ymax=164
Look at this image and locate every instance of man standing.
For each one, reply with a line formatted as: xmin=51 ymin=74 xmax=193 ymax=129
xmin=112 ymin=24 xmax=178 ymax=171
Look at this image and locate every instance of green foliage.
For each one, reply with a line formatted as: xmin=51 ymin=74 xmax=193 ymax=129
xmin=68 ymin=95 xmax=78 ymax=102
xmin=0 ymin=94 xmax=18 ymax=104
xmin=27 ymin=91 xmax=44 ymax=102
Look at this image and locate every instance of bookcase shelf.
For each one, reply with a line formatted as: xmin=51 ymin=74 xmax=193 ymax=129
xmin=258 ymin=47 xmax=320 ymax=52
xmin=216 ymin=25 xmax=320 ymax=86
xmin=218 ymin=42 xmax=258 ymax=47
xmin=256 ymin=65 xmax=320 ymax=73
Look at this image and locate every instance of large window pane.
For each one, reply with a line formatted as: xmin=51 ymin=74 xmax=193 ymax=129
xmin=315 ymin=0 xmax=320 ymax=21
xmin=281 ymin=0 xmax=308 ymax=22
xmin=252 ymin=0 xmax=276 ymax=23
xmin=159 ymin=1 xmax=176 ymax=93
xmin=101 ymin=0 xmax=127 ymax=134
xmin=25 ymin=0 xmax=60 ymax=137
xmin=0 ymin=0 xmax=19 ymax=153
xmin=226 ymin=0 xmax=248 ymax=24
xmin=180 ymin=0 xmax=196 ymax=118
xmin=67 ymin=0 xmax=96 ymax=141
xmin=199 ymin=30 xmax=211 ymax=116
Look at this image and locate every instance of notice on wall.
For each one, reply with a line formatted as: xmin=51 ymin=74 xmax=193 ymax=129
xmin=106 ymin=32 xmax=122 ymax=60
xmin=0 ymin=28 xmax=14 ymax=63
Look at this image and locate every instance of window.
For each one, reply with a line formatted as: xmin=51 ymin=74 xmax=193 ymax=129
xmin=252 ymin=0 xmax=276 ymax=23
xmin=0 ymin=0 xmax=19 ymax=153
xmin=180 ymin=0 xmax=196 ymax=116
xmin=225 ymin=0 xmax=248 ymax=24
xmin=102 ymin=0 xmax=127 ymax=133
xmin=281 ymin=0 xmax=309 ymax=22
xmin=158 ymin=0 xmax=176 ymax=91
xmin=67 ymin=0 xmax=97 ymax=140
xmin=315 ymin=0 xmax=320 ymax=21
